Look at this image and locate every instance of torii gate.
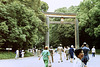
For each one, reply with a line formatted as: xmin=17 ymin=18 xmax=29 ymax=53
xmin=44 ymin=12 xmax=79 ymax=49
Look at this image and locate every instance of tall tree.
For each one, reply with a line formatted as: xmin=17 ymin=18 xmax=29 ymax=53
xmin=78 ymin=0 xmax=100 ymax=48
xmin=0 ymin=1 xmax=42 ymax=50
xmin=40 ymin=1 xmax=49 ymax=12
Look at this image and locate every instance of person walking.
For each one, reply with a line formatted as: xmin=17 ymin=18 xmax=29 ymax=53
xmin=64 ymin=46 xmax=67 ymax=58
xmin=49 ymin=46 xmax=54 ymax=63
xmin=15 ymin=49 xmax=19 ymax=59
xmin=73 ymin=49 xmax=85 ymax=67
xmin=57 ymin=44 xmax=63 ymax=62
xmin=65 ymin=46 xmax=69 ymax=60
xmin=82 ymin=42 xmax=90 ymax=67
xmin=19 ymin=49 xmax=22 ymax=58
xmin=91 ymin=46 xmax=96 ymax=57
xmin=39 ymin=46 xmax=51 ymax=67
xmin=69 ymin=45 xmax=74 ymax=63
xmin=21 ymin=50 xmax=25 ymax=58
xmin=37 ymin=49 xmax=41 ymax=57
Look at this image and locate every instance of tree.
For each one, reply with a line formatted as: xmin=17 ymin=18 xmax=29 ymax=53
xmin=0 ymin=0 xmax=48 ymax=49
xmin=0 ymin=1 xmax=42 ymax=50
xmin=40 ymin=1 xmax=49 ymax=12
xmin=49 ymin=24 xmax=75 ymax=47
xmin=55 ymin=7 xmax=68 ymax=13
xmin=68 ymin=6 xmax=79 ymax=13
xmin=78 ymin=0 xmax=100 ymax=48
xmin=78 ymin=0 xmax=100 ymax=37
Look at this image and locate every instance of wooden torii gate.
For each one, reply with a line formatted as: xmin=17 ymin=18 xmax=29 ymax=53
xmin=44 ymin=12 xmax=79 ymax=49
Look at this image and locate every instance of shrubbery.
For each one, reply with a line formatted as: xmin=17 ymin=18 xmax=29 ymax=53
xmin=0 ymin=50 xmax=34 ymax=59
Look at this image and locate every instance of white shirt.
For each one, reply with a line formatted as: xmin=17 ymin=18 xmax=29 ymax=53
xmin=73 ymin=57 xmax=84 ymax=67
xmin=92 ymin=48 xmax=95 ymax=53
xmin=16 ymin=50 xmax=19 ymax=55
xmin=57 ymin=47 xmax=63 ymax=53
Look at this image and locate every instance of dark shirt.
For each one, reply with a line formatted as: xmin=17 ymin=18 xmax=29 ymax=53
xmin=69 ymin=47 xmax=74 ymax=54
xmin=82 ymin=46 xmax=90 ymax=63
xmin=82 ymin=46 xmax=90 ymax=56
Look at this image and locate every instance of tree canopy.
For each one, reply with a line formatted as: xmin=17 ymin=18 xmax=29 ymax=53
xmin=0 ymin=0 xmax=47 ymax=50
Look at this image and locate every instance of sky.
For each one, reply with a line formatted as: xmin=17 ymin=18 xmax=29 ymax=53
xmin=41 ymin=0 xmax=83 ymax=12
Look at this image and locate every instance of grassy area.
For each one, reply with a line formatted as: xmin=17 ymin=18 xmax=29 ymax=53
xmin=0 ymin=51 xmax=16 ymax=59
xmin=0 ymin=50 xmax=34 ymax=59
xmin=96 ymin=49 xmax=100 ymax=54
xmin=89 ymin=49 xmax=100 ymax=54
xmin=24 ymin=51 xmax=34 ymax=57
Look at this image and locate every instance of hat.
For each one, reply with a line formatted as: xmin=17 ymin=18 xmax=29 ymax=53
xmin=83 ymin=42 xmax=86 ymax=44
xmin=71 ymin=45 xmax=74 ymax=48
xmin=50 ymin=46 xmax=53 ymax=48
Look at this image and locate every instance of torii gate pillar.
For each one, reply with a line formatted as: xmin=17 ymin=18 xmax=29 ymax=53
xmin=45 ymin=17 xmax=49 ymax=47
xmin=75 ymin=18 xmax=79 ymax=49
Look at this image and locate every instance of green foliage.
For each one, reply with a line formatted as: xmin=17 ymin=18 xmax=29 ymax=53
xmin=77 ymin=0 xmax=100 ymax=48
xmin=24 ymin=51 xmax=34 ymax=57
xmin=0 ymin=1 xmax=44 ymax=50
xmin=68 ymin=6 xmax=79 ymax=13
xmin=94 ymin=25 xmax=100 ymax=37
xmin=54 ymin=6 xmax=78 ymax=13
xmin=78 ymin=0 xmax=100 ymax=37
xmin=55 ymin=7 xmax=68 ymax=13
xmin=0 ymin=51 xmax=15 ymax=59
xmin=0 ymin=51 xmax=34 ymax=59
xmin=96 ymin=49 xmax=100 ymax=54
xmin=0 ymin=0 xmax=41 ymax=12
xmin=40 ymin=1 xmax=49 ymax=12
xmin=50 ymin=24 xmax=75 ymax=47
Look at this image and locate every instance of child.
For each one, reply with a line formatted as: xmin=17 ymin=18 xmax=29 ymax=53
xmin=73 ymin=49 xmax=85 ymax=67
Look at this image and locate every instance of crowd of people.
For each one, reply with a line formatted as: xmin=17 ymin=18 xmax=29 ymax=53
xmin=15 ymin=42 xmax=96 ymax=67
xmin=38 ymin=42 xmax=96 ymax=67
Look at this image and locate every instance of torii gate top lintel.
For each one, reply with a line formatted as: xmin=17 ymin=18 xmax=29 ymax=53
xmin=43 ymin=12 xmax=76 ymax=18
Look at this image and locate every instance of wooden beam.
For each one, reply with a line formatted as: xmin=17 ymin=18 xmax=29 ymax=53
xmin=45 ymin=14 xmax=76 ymax=18
xmin=49 ymin=21 xmax=75 ymax=24
xmin=43 ymin=12 xmax=76 ymax=18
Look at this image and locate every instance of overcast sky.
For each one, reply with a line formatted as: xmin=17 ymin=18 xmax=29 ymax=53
xmin=41 ymin=0 xmax=83 ymax=12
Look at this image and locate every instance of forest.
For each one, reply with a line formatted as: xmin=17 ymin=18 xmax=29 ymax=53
xmin=0 ymin=0 xmax=100 ymax=50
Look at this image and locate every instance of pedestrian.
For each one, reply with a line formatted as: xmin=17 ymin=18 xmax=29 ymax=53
xmin=32 ymin=48 xmax=35 ymax=56
xmin=49 ymin=46 xmax=54 ymax=63
xmin=37 ymin=49 xmax=41 ymax=57
xmin=21 ymin=50 xmax=25 ymax=58
xmin=64 ymin=46 xmax=67 ymax=58
xmin=57 ymin=44 xmax=63 ymax=62
xmin=73 ymin=49 xmax=85 ymax=67
xmin=65 ymin=46 xmax=69 ymax=60
xmin=69 ymin=45 xmax=74 ymax=63
xmin=19 ymin=49 xmax=22 ymax=58
xmin=15 ymin=49 xmax=19 ymax=59
xmin=39 ymin=46 xmax=51 ymax=67
xmin=55 ymin=48 xmax=57 ymax=53
xmin=82 ymin=42 xmax=90 ymax=67
xmin=91 ymin=46 xmax=96 ymax=57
